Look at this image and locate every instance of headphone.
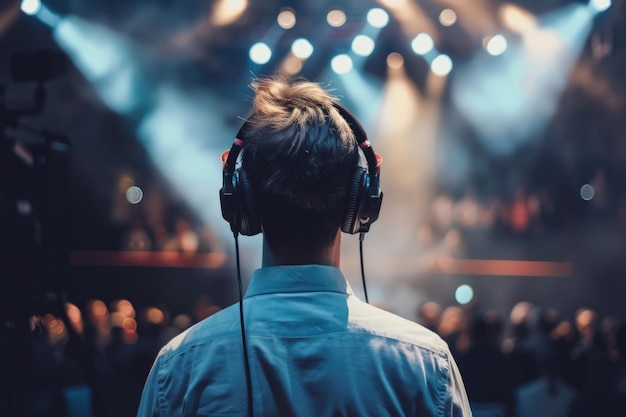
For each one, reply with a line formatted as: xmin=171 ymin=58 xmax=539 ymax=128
xmin=219 ymin=102 xmax=383 ymax=237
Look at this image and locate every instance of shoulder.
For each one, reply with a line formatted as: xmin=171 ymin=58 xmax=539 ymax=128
xmin=156 ymin=303 xmax=241 ymax=361
xmin=347 ymin=296 xmax=450 ymax=356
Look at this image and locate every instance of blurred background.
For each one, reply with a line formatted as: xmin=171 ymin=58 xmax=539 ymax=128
xmin=1 ymin=0 xmax=626 ymax=416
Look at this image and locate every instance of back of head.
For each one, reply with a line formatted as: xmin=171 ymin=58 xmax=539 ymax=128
xmin=241 ymin=77 xmax=359 ymax=256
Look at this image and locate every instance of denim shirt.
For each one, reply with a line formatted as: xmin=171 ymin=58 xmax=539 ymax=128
xmin=137 ymin=265 xmax=472 ymax=417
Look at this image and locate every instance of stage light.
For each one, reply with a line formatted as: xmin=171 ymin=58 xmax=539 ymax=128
xmin=126 ymin=186 xmax=143 ymax=204
xmin=291 ymin=38 xmax=313 ymax=59
xmin=367 ymin=8 xmax=389 ymax=28
xmin=137 ymin=86 xmax=240 ymax=244
xmin=211 ymin=0 xmax=248 ymax=26
xmin=351 ymin=35 xmax=375 ymax=57
xmin=411 ymin=33 xmax=434 ymax=55
xmin=589 ymin=0 xmax=611 ymax=12
xmin=249 ymin=42 xmax=272 ymax=64
xmin=277 ymin=8 xmax=296 ymax=29
xmin=331 ymin=54 xmax=353 ymax=74
xmin=53 ymin=16 xmax=144 ymax=114
xmin=486 ymin=34 xmax=508 ymax=56
xmin=499 ymin=4 xmax=537 ymax=34
xmin=580 ymin=184 xmax=595 ymax=200
xmin=327 ymin=9 xmax=346 ymax=28
xmin=455 ymin=284 xmax=474 ymax=305
xmin=430 ymin=54 xmax=452 ymax=76
xmin=20 ymin=0 xmax=41 ymax=15
xmin=451 ymin=3 xmax=595 ymax=157
xmin=439 ymin=9 xmax=457 ymax=27
xmin=40 ymin=13 xmax=238 ymax=245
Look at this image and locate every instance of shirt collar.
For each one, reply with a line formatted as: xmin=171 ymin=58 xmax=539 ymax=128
xmin=244 ymin=265 xmax=352 ymax=298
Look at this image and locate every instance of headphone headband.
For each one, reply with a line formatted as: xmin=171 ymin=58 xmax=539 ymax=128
xmin=332 ymin=103 xmax=380 ymax=175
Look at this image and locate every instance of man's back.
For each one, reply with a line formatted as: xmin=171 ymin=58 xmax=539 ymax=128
xmin=137 ymin=265 xmax=471 ymax=417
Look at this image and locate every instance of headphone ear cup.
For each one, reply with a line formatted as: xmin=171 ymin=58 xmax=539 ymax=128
xmin=237 ymin=169 xmax=262 ymax=236
xmin=341 ymin=168 xmax=366 ymax=234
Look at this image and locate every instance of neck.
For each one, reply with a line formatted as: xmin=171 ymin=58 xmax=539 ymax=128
xmin=262 ymin=230 xmax=341 ymax=268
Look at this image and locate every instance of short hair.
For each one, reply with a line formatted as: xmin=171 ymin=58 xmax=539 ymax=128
xmin=241 ymin=77 xmax=359 ymax=255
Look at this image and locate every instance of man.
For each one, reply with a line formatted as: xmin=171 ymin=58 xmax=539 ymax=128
xmin=137 ymin=77 xmax=472 ymax=416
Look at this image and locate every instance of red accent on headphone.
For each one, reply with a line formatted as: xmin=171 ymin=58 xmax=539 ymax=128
xmin=221 ymin=150 xmax=230 ymax=167
xmin=374 ymin=153 xmax=383 ymax=171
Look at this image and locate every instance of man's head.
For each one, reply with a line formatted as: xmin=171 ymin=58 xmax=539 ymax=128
xmin=240 ymin=77 xmax=360 ymax=259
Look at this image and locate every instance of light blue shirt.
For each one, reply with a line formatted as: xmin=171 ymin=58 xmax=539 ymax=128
xmin=137 ymin=265 xmax=472 ymax=417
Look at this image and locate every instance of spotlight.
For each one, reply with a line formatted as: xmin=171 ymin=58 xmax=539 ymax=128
xmin=211 ymin=0 xmax=248 ymax=26
xmin=367 ymin=8 xmax=389 ymax=28
xmin=351 ymin=35 xmax=375 ymax=57
xmin=291 ymin=38 xmax=313 ymax=59
xmin=411 ymin=33 xmax=434 ymax=55
xmin=20 ymin=0 xmax=41 ymax=15
xmin=486 ymin=34 xmax=508 ymax=56
xmin=499 ymin=4 xmax=537 ymax=34
xmin=249 ymin=42 xmax=272 ymax=64
xmin=330 ymin=54 xmax=353 ymax=74
xmin=589 ymin=0 xmax=611 ymax=12
xmin=430 ymin=54 xmax=453 ymax=76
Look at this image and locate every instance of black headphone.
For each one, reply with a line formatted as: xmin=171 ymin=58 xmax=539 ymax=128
xmin=219 ymin=102 xmax=383 ymax=237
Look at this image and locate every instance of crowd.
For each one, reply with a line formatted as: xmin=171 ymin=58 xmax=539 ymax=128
xmin=17 ymin=293 xmax=626 ymax=417
xmin=413 ymin=300 xmax=626 ymax=417
xmin=22 ymin=296 xmax=220 ymax=417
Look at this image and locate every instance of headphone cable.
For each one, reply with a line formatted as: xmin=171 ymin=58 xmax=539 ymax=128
xmin=234 ymin=233 xmax=254 ymax=417
xmin=359 ymin=232 xmax=369 ymax=304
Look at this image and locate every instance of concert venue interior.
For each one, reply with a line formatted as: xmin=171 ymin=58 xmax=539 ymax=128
xmin=2 ymin=0 xmax=625 ymax=415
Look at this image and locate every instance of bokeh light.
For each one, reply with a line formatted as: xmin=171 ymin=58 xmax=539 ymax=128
xmin=126 ymin=185 xmax=143 ymax=204
xmin=249 ymin=42 xmax=272 ymax=64
xmin=326 ymin=9 xmax=346 ymax=28
xmin=280 ymin=55 xmax=303 ymax=75
xmin=411 ymin=33 xmax=434 ymax=55
xmin=580 ymin=184 xmax=595 ymax=200
xmin=486 ymin=34 xmax=508 ymax=56
xmin=439 ymin=9 xmax=457 ymax=27
xmin=277 ymin=8 xmax=296 ymax=29
xmin=499 ymin=4 xmax=537 ymax=34
xmin=430 ymin=54 xmax=453 ymax=76
xmin=211 ymin=0 xmax=248 ymax=26
xmin=589 ymin=0 xmax=611 ymax=12
xmin=291 ymin=38 xmax=314 ymax=59
xmin=331 ymin=54 xmax=353 ymax=74
xmin=386 ymin=52 xmax=404 ymax=69
xmin=351 ymin=35 xmax=375 ymax=57
xmin=20 ymin=0 xmax=41 ymax=15
xmin=455 ymin=284 xmax=474 ymax=305
xmin=367 ymin=8 xmax=389 ymax=28
xmin=144 ymin=307 xmax=165 ymax=325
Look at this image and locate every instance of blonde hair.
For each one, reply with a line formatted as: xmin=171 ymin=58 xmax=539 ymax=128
xmin=248 ymin=77 xmax=351 ymax=138
xmin=240 ymin=77 xmax=360 ymax=252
